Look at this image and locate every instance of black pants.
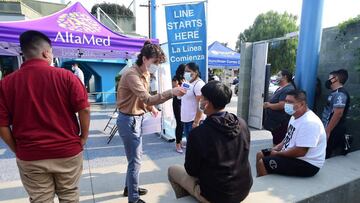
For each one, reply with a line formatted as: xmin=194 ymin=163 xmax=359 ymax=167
xmin=172 ymin=97 xmax=183 ymax=144
xmin=326 ymin=126 xmax=346 ymax=159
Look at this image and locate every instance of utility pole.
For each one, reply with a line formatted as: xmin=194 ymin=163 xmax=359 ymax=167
xmin=295 ymin=0 xmax=324 ymax=108
xmin=150 ymin=0 xmax=156 ymax=39
xmin=140 ymin=0 xmax=156 ymax=38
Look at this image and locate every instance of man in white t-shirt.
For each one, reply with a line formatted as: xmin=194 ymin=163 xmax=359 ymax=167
xmin=256 ymin=89 xmax=327 ymax=177
xmin=72 ymin=63 xmax=84 ymax=85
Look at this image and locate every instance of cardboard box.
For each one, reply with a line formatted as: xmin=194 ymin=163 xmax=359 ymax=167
xmin=141 ymin=113 xmax=162 ymax=135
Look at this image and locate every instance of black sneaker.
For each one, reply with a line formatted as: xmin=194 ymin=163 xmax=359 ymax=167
xmin=129 ymin=198 xmax=146 ymax=203
xmin=341 ymin=148 xmax=350 ymax=156
xmin=123 ymin=187 xmax=148 ymax=196
xmin=342 ymin=134 xmax=351 ymax=156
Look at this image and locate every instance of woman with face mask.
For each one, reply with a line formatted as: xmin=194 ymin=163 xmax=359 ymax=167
xmin=149 ymin=73 xmax=158 ymax=95
xmin=180 ymin=62 xmax=206 ymax=147
xmin=172 ymin=64 xmax=186 ymax=153
xmin=263 ymin=69 xmax=296 ymax=146
xmin=116 ymin=41 xmax=186 ymax=203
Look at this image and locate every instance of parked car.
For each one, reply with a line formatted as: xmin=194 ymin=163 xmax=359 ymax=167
xmin=232 ymin=77 xmax=239 ymax=85
xmin=268 ymin=82 xmax=279 ymax=96
xmin=234 ymin=78 xmax=279 ymax=97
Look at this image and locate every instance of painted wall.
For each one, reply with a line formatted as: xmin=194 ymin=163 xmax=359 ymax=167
xmin=0 ymin=14 xmax=25 ymax=21
xmin=85 ymin=61 xmax=126 ymax=103
xmin=61 ymin=59 xmax=127 ymax=104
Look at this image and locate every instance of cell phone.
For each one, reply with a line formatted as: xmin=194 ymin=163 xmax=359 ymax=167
xmin=261 ymin=148 xmax=272 ymax=156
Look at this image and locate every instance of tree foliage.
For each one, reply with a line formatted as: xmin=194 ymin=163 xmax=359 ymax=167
xmin=235 ymin=11 xmax=299 ymax=74
xmin=336 ymin=16 xmax=360 ymax=71
xmin=338 ymin=14 xmax=360 ymax=35
xmin=91 ymin=2 xmax=134 ymax=20
xmin=212 ymin=69 xmax=223 ymax=76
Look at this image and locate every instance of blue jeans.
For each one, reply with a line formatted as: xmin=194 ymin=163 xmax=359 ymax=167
xmin=117 ymin=112 xmax=144 ymax=202
xmin=183 ymin=121 xmax=193 ymax=140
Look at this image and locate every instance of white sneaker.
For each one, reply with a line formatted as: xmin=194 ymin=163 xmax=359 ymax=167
xmin=176 ymin=143 xmax=183 ymax=153
xmin=176 ymin=148 xmax=184 ymax=153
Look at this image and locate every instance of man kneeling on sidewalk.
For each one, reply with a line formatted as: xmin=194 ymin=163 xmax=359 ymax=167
xmin=256 ymin=90 xmax=327 ymax=177
xmin=168 ymin=81 xmax=253 ymax=203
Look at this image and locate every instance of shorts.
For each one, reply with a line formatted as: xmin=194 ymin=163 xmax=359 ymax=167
xmin=262 ymin=156 xmax=320 ymax=177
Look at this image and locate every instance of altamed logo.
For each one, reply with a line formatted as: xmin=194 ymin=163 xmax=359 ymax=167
xmin=55 ymin=12 xmax=110 ymax=46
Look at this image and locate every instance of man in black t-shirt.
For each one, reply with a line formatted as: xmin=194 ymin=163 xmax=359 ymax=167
xmin=321 ymin=69 xmax=350 ymax=158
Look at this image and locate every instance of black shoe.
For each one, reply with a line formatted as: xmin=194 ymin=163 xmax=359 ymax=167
xmin=341 ymin=149 xmax=350 ymax=156
xmin=129 ymin=199 xmax=146 ymax=203
xmin=123 ymin=187 xmax=148 ymax=196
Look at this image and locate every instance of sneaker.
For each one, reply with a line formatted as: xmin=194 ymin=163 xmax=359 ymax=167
xmin=176 ymin=147 xmax=184 ymax=154
xmin=123 ymin=187 xmax=148 ymax=197
xmin=342 ymin=149 xmax=350 ymax=156
xmin=343 ymin=134 xmax=351 ymax=156
xmin=176 ymin=144 xmax=183 ymax=153
xmin=129 ymin=199 xmax=146 ymax=203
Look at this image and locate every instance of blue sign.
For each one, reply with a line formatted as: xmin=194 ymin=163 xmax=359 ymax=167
xmin=165 ymin=2 xmax=207 ymax=81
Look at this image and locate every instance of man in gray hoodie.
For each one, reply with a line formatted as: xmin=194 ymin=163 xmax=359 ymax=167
xmin=168 ymin=81 xmax=253 ymax=203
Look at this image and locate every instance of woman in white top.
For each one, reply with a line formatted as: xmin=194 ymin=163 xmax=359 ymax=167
xmin=149 ymin=73 xmax=158 ymax=95
xmin=181 ymin=62 xmax=205 ymax=144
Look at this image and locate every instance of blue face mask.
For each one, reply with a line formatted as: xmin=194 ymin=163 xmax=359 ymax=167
xmin=284 ymin=103 xmax=296 ymax=115
xmin=184 ymin=72 xmax=192 ymax=81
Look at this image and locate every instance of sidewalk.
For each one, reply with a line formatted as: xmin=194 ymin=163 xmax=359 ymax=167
xmin=0 ymin=108 xmax=272 ymax=203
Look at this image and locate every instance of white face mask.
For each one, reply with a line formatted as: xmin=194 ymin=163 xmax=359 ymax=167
xmin=184 ymin=72 xmax=192 ymax=81
xmin=274 ymin=75 xmax=282 ymax=85
xmin=148 ymin=64 xmax=158 ymax=74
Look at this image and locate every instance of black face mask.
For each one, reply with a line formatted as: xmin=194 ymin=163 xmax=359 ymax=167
xmin=325 ymin=77 xmax=335 ymax=89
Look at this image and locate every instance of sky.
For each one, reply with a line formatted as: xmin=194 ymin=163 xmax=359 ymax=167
xmin=46 ymin=0 xmax=360 ymax=50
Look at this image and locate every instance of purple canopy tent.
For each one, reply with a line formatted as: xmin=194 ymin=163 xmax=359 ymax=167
xmin=0 ymin=2 xmax=156 ymax=59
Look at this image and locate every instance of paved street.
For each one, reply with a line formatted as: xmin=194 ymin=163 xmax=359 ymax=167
xmin=0 ymin=95 xmax=272 ymax=202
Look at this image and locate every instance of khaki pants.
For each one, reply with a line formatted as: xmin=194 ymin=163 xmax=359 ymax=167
xmin=16 ymin=152 xmax=83 ymax=203
xmin=168 ymin=165 xmax=210 ymax=203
